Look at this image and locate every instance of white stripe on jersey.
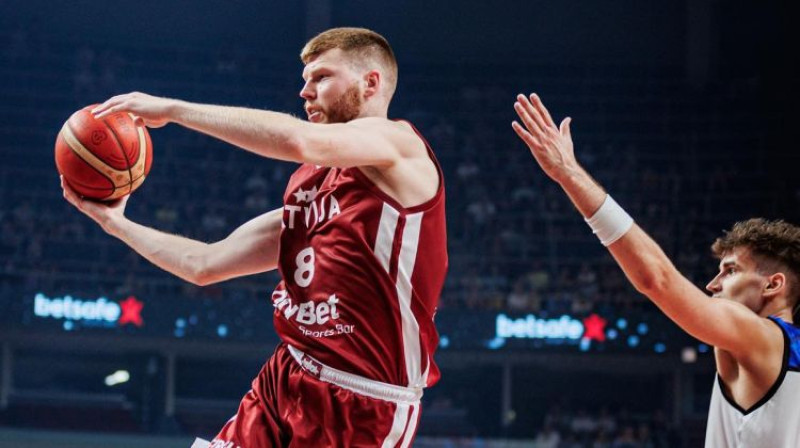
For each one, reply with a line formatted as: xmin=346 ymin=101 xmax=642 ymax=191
xmin=397 ymin=212 xmax=424 ymax=388
xmin=420 ymin=355 xmax=431 ymax=388
xmin=400 ymin=404 xmax=420 ymax=448
xmin=374 ymin=203 xmax=400 ymax=273
xmin=381 ymin=403 xmax=410 ymax=448
xmin=191 ymin=438 xmax=211 ymax=448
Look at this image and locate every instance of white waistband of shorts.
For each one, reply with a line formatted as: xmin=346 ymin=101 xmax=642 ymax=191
xmin=287 ymin=344 xmax=423 ymax=405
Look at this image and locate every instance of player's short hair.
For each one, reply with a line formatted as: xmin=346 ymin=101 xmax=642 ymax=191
xmin=712 ymin=218 xmax=800 ymax=303
xmin=301 ymin=27 xmax=398 ymax=98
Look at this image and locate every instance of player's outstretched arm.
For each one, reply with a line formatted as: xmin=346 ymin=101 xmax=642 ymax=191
xmin=91 ymin=92 xmax=417 ymax=169
xmin=512 ymin=93 xmax=775 ymax=358
xmin=61 ymin=177 xmax=281 ymax=286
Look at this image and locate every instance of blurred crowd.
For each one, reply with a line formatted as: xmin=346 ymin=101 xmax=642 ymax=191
xmin=1 ymin=28 xmax=781 ymax=322
xmin=529 ymin=405 xmax=678 ymax=448
xmin=0 ymin=24 xmax=789 ymax=446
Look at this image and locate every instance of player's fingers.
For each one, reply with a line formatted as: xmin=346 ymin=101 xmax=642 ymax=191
xmin=512 ymin=120 xmax=542 ymax=150
xmin=560 ymin=117 xmax=572 ymax=138
xmin=91 ymin=103 xmax=107 ymax=115
xmin=60 ymin=174 xmax=70 ymax=194
xmin=61 ymin=180 xmax=79 ymax=206
xmin=62 ymin=183 xmax=77 ymax=202
xmin=91 ymin=105 xmax=113 ymax=119
xmin=516 ymin=94 xmax=548 ymax=135
xmin=92 ymin=93 xmax=135 ymax=116
xmin=61 ymin=188 xmax=71 ymax=204
xmin=91 ymin=96 xmax=122 ymax=115
xmin=60 ymin=177 xmax=87 ymax=210
xmin=515 ymin=101 xmax=545 ymax=138
xmin=93 ymin=103 xmax=128 ymax=120
xmin=530 ymin=94 xmax=557 ymax=129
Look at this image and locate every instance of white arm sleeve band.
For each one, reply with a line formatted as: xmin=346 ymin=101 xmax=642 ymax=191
xmin=585 ymin=194 xmax=634 ymax=246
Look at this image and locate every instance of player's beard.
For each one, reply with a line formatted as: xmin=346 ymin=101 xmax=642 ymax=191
xmin=325 ymin=84 xmax=363 ymax=123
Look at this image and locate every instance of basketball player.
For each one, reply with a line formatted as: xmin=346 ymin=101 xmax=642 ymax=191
xmin=512 ymin=93 xmax=800 ymax=447
xmin=62 ymin=28 xmax=447 ymax=447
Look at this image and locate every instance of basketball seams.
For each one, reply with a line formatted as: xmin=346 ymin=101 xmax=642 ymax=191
xmin=60 ymin=123 xmax=121 ymax=199
xmin=61 ymin=123 xmax=129 ymax=179
xmin=57 ymin=107 xmax=151 ymax=200
xmin=63 ymin=178 xmax=122 ymax=191
xmin=127 ymin=113 xmax=149 ymax=185
xmin=99 ymin=116 xmax=136 ymax=197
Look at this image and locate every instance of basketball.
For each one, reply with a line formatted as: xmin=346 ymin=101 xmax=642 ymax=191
xmin=55 ymin=105 xmax=153 ymax=201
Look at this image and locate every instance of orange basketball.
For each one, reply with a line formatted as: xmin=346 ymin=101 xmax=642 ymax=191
xmin=55 ymin=105 xmax=153 ymax=201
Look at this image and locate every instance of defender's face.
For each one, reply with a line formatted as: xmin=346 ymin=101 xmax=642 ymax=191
xmin=300 ymin=49 xmax=363 ymax=124
xmin=705 ymin=247 xmax=767 ymax=312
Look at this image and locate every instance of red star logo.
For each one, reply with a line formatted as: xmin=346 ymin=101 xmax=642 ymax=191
xmin=582 ymin=314 xmax=606 ymax=342
xmin=118 ymin=296 xmax=144 ymax=327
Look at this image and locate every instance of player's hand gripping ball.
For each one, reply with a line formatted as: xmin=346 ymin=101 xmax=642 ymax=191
xmin=55 ymin=105 xmax=153 ymax=201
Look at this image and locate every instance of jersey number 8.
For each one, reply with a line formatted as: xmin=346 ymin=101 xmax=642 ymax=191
xmin=294 ymin=247 xmax=315 ymax=287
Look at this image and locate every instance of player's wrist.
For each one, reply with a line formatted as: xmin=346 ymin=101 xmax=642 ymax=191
xmin=101 ymin=213 xmax=127 ymax=238
xmin=552 ymin=163 xmax=586 ymax=187
xmin=585 ymin=194 xmax=634 ymax=246
xmin=163 ymin=98 xmax=186 ymax=125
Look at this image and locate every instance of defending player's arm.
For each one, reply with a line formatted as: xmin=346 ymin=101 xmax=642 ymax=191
xmin=512 ymin=93 xmax=776 ymax=359
xmin=91 ymin=92 xmax=417 ymax=169
xmin=61 ymin=177 xmax=281 ymax=286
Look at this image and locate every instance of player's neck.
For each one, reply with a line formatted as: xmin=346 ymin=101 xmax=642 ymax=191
xmin=763 ymin=307 xmax=794 ymax=324
xmin=358 ymin=101 xmax=389 ymax=119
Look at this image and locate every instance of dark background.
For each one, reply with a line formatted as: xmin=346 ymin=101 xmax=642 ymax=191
xmin=0 ymin=0 xmax=798 ymax=446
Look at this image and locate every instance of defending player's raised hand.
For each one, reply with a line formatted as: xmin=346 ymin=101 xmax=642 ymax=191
xmin=60 ymin=174 xmax=129 ymax=235
xmin=512 ymin=93 xmax=576 ymax=184
xmin=92 ymin=92 xmax=176 ymax=128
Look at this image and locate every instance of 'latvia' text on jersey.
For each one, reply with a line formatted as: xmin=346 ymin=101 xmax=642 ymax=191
xmin=271 ymin=122 xmax=448 ymax=389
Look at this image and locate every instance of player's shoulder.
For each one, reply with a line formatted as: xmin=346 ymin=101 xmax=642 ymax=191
xmin=768 ymin=316 xmax=800 ymax=370
xmin=347 ymin=116 xmax=415 ymax=135
xmin=767 ymin=316 xmax=800 ymax=340
xmin=348 ymin=117 xmax=427 ymax=156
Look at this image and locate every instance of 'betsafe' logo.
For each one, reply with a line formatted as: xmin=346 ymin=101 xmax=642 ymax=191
xmin=495 ymin=313 xmax=607 ymax=342
xmin=33 ymin=293 xmax=144 ymax=328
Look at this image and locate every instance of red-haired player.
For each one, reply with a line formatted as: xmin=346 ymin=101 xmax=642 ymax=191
xmin=63 ymin=28 xmax=447 ymax=448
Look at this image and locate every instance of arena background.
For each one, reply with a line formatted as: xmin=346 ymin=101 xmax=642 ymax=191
xmin=0 ymin=1 xmax=797 ymax=446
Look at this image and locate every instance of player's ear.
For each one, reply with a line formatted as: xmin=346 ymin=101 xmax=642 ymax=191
xmin=763 ymin=272 xmax=787 ymax=299
xmin=363 ymin=70 xmax=380 ymax=99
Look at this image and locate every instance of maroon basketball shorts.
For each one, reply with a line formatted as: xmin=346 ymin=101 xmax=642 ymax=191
xmin=206 ymin=343 xmax=423 ymax=448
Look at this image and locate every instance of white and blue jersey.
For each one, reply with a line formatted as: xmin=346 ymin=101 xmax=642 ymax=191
xmin=705 ymin=316 xmax=800 ymax=447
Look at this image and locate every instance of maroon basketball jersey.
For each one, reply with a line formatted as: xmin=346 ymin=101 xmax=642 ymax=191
xmin=271 ymin=123 xmax=447 ymax=389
